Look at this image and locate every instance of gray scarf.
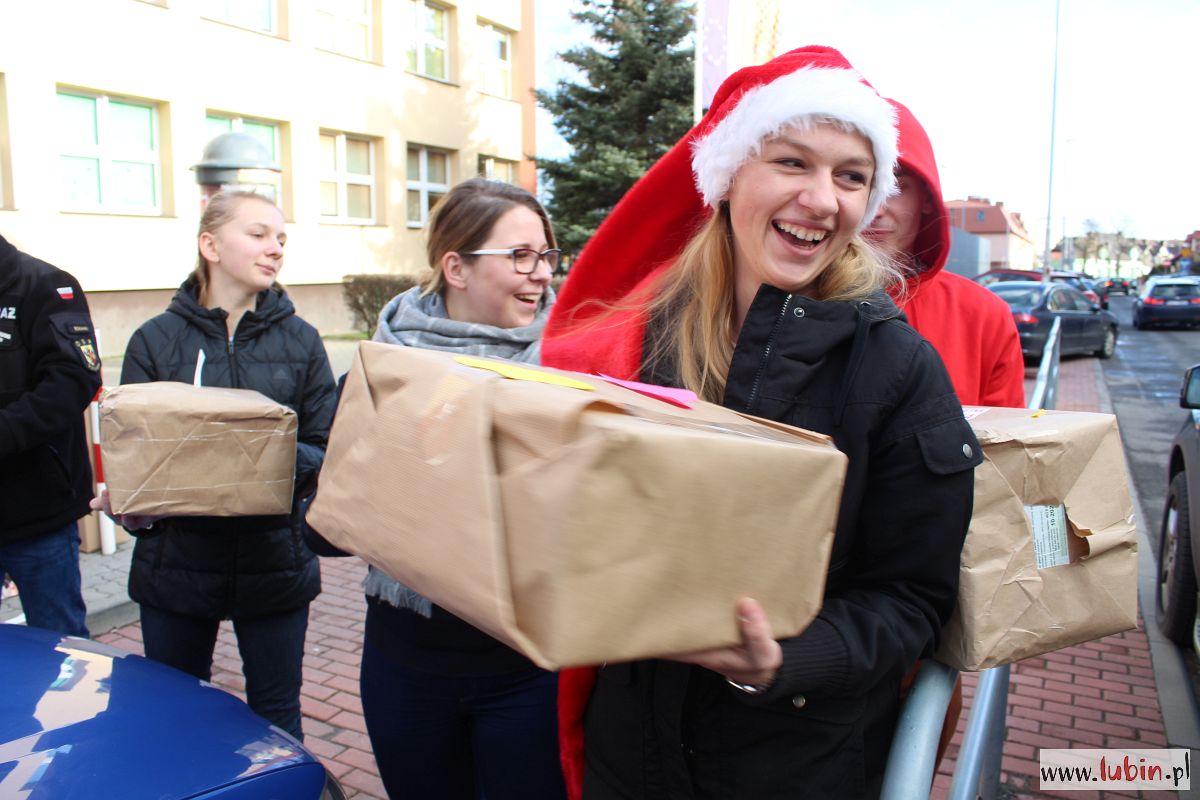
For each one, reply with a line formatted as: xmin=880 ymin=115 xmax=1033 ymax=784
xmin=361 ymin=285 xmax=554 ymax=615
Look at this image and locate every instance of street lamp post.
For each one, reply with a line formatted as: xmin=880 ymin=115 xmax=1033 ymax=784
xmin=191 ymin=132 xmax=282 ymax=208
xmin=1042 ymin=0 xmax=1061 ymax=283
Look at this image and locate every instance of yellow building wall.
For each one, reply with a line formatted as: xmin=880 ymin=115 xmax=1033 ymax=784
xmin=0 ymin=0 xmax=536 ymax=345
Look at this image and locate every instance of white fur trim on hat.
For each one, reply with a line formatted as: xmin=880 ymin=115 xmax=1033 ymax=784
xmin=691 ymin=66 xmax=899 ymax=229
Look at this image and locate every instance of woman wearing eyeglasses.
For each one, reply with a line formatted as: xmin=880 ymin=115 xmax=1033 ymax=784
xmin=306 ymin=178 xmax=565 ymax=800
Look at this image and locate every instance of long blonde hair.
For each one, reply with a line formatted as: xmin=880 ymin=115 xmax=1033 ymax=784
xmin=643 ymin=205 xmax=902 ymax=403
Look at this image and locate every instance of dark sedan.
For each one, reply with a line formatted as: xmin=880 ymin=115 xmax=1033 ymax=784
xmin=1132 ymin=277 xmax=1200 ymax=329
xmin=988 ymin=280 xmax=1119 ymax=360
xmin=974 ymin=268 xmax=1104 ymax=307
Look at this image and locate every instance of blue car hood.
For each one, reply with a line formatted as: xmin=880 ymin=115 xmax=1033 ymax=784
xmin=0 ymin=626 xmax=317 ymax=799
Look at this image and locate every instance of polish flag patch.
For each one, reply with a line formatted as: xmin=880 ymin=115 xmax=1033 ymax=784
xmin=57 ymin=286 xmax=75 ymax=300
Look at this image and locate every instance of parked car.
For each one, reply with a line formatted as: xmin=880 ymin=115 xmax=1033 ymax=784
xmin=974 ymin=268 xmax=1104 ymax=308
xmin=1098 ymin=276 xmax=1133 ymax=296
xmin=1132 ymin=277 xmax=1200 ymax=329
xmin=0 ymin=625 xmax=346 ymax=800
xmin=1156 ymin=364 xmax=1200 ymax=652
xmin=987 ymin=280 xmax=1119 ymax=360
xmin=974 ymin=268 xmax=1042 ymax=286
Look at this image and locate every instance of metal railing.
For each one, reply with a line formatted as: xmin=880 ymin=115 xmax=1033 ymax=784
xmin=880 ymin=317 xmax=1062 ymax=800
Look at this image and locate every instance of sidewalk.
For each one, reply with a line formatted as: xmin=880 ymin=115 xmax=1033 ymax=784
xmin=33 ymin=354 xmax=1200 ymax=798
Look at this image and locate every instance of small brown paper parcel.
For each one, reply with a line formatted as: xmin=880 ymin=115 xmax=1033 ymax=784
xmin=937 ymin=406 xmax=1137 ymax=671
xmin=100 ymin=382 xmax=297 ymax=516
xmin=306 ymin=342 xmax=849 ymax=670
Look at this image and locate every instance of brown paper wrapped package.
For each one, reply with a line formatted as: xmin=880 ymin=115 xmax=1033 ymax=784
xmin=99 ymin=382 xmax=297 ymax=517
xmin=306 ymin=342 xmax=848 ymax=670
xmin=937 ymin=406 xmax=1137 ymax=671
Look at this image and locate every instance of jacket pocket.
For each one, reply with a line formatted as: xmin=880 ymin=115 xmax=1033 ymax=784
xmin=915 ymin=416 xmax=983 ymax=475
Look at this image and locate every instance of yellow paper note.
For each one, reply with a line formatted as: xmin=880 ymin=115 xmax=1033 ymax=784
xmin=455 ymin=356 xmax=594 ymax=391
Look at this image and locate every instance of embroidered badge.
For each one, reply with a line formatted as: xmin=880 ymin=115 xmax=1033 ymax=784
xmin=57 ymin=286 xmax=75 ymax=300
xmin=74 ymin=337 xmax=101 ymax=372
xmin=0 ymin=329 xmax=12 ymax=348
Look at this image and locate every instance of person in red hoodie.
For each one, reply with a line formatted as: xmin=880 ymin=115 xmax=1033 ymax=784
xmin=867 ymin=99 xmax=1025 ymax=408
xmin=543 ymin=46 xmax=980 ymax=799
xmin=863 ymin=100 xmax=1028 ymax=775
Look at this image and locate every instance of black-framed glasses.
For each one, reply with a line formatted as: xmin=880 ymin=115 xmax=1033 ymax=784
xmin=465 ymin=247 xmax=561 ymax=274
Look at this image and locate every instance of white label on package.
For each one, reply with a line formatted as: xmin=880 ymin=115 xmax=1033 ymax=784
xmin=1027 ymin=504 xmax=1071 ymax=569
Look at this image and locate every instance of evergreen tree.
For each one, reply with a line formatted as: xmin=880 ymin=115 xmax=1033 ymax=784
xmin=536 ymin=0 xmax=694 ymax=259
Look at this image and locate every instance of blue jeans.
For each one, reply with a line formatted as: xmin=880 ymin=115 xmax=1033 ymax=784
xmin=0 ymin=521 xmax=88 ymax=638
xmin=360 ymin=638 xmax=566 ymax=800
xmin=139 ymin=604 xmax=309 ymax=740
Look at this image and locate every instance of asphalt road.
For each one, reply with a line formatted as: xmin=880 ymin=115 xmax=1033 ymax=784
xmin=1100 ymin=294 xmax=1198 ymax=549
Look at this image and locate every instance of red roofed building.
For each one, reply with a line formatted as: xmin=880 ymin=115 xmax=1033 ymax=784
xmin=945 ymin=197 xmax=1037 ymax=271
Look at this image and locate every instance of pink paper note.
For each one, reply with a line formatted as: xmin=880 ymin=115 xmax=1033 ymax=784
xmin=598 ymin=374 xmax=697 ymax=409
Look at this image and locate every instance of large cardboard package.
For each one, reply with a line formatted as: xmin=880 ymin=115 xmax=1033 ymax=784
xmin=306 ymin=342 xmax=849 ymax=670
xmin=937 ymin=406 xmax=1137 ymax=671
xmin=99 ymin=382 xmax=297 ymax=517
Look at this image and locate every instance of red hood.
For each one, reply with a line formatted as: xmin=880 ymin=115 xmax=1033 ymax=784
xmin=890 ymin=99 xmax=951 ymax=296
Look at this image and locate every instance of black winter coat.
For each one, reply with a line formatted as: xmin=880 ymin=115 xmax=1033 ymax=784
xmin=0 ymin=234 xmax=102 ymax=542
xmin=121 ymin=280 xmax=335 ymax=619
xmin=584 ymin=286 xmax=981 ymax=800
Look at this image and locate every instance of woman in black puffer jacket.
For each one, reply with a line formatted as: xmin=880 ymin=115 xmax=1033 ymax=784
xmin=105 ymin=191 xmax=335 ymax=739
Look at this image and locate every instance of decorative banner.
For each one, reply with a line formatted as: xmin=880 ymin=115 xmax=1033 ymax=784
xmin=696 ymin=0 xmax=782 ymax=116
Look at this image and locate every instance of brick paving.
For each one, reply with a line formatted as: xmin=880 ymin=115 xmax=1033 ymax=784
xmin=931 ymin=356 xmax=1176 ymax=800
xmin=97 ymin=555 xmax=386 ymax=800
xmin=78 ymin=352 xmax=1183 ymax=799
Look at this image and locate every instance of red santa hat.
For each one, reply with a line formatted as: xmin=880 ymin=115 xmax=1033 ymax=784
xmin=692 ymin=46 xmax=899 ymax=227
xmin=543 ymin=45 xmax=899 ymax=375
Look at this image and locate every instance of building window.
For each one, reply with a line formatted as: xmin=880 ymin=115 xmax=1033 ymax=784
xmin=316 ymin=0 xmax=375 ymax=61
xmin=58 ymin=90 xmax=161 ymax=215
xmin=406 ymin=145 xmax=450 ymax=226
xmin=0 ymin=74 xmax=9 ymax=209
xmin=320 ymin=131 xmax=376 ymax=222
xmin=206 ymin=113 xmax=280 ymax=164
xmin=478 ymin=22 xmax=512 ymax=98
xmin=406 ymin=0 xmax=449 ymax=80
xmin=203 ymin=0 xmax=277 ymax=34
xmin=478 ymin=155 xmax=516 ymax=184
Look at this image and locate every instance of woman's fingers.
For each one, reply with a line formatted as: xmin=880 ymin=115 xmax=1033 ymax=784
xmin=664 ymin=598 xmax=782 ymax=687
xmin=89 ymin=489 xmax=160 ymax=530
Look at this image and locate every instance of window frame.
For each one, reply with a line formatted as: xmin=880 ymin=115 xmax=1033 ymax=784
xmin=478 ymin=155 xmax=517 ymax=184
xmin=202 ymin=0 xmax=280 ymax=36
xmin=0 ymin=74 xmax=10 ymax=209
xmin=477 ymin=21 xmax=513 ymax=98
xmin=407 ymin=0 xmax=451 ymax=81
xmin=315 ymin=0 xmax=376 ymax=61
xmin=406 ymin=145 xmax=451 ymax=228
xmin=57 ymin=89 xmax=163 ymax=216
xmin=205 ymin=112 xmax=282 ymax=164
xmin=319 ymin=130 xmax=378 ymax=224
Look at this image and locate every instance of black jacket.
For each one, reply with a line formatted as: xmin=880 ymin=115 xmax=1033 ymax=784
xmin=585 ymin=286 xmax=981 ymax=800
xmin=121 ymin=279 xmax=336 ymax=619
xmin=0 ymin=234 xmax=102 ymax=543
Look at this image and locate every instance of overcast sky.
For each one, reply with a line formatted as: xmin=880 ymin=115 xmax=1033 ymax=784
xmin=536 ymin=1 xmax=1199 ymax=244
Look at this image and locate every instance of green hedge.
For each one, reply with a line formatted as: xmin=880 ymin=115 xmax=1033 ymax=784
xmin=342 ymin=273 xmax=422 ymax=336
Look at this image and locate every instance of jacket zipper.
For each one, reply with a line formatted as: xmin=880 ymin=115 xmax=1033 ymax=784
xmin=225 ymin=327 xmax=240 ymax=614
xmin=745 ymin=294 xmax=792 ymax=412
xmin=227 ymin=332 xmax=240 ymax=389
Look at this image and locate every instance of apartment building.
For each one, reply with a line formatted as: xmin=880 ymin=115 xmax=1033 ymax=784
xmin=0 ymin=0 xmax=538 ymax=351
